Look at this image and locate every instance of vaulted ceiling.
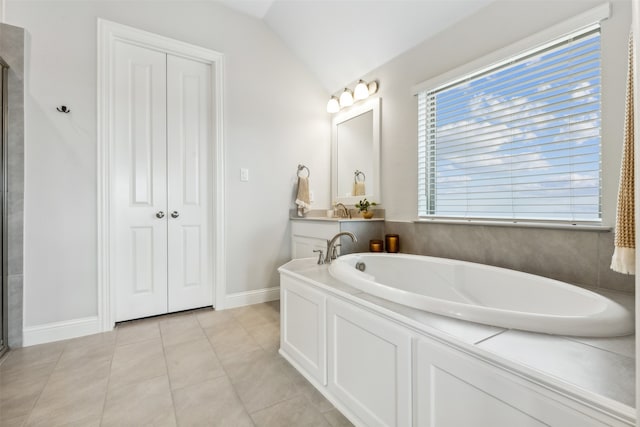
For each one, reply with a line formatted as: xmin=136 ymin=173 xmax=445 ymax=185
xmin=219 ymin=0 xmax=496 ymax=93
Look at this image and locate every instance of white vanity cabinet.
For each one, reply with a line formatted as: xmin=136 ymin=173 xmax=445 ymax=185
xmin=290 ymin=220 xmax=339 ymax=259
xmin=327 ymin=299 xmax=412 ymax=427
xmin=414 ymin=338 xmax=626 ymax=427
xmin=290 ymin=217 xmax=385 ymax=259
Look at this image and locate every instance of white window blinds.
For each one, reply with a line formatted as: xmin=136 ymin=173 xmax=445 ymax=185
xmin=417 ymin=26 xmax=602 ymax=223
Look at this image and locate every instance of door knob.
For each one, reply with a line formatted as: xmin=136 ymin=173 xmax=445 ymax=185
xmin=156 ymin=211 xmax=165 ymax=219
xmin=171 ymin=211 xmax=180 ymax=218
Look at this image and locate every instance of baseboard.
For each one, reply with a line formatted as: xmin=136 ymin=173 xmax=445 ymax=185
xmin=23 ymin=316 xmax=101 ymax=347
xmin=223 ymin=286 xmax=280 ymax=309
xmin=22 ymin=288 xmax=280 ymax=346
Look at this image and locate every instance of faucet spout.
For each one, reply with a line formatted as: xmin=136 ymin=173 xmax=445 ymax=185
xmin=335 ymin=203 xmax=351 ymax=219
xmin=325 ymin=232 xmax=357 ymax=264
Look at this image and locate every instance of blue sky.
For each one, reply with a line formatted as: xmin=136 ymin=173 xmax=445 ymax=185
xmin=427 ymin=31 xmax=601 ymax=221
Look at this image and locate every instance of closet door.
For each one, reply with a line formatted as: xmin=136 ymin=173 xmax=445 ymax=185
xmin=113 ymin=41 xmax=169 ymax=322
xmin=166 ymin=55 xmax=212 ymax=311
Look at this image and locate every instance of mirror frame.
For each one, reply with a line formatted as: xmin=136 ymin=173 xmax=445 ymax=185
xmin=331 ymin=97 xmax=381 ymax=206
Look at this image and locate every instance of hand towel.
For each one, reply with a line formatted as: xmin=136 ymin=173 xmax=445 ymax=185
xmin=353 ymin=181 xmax=366 ymax=196
xmin=611 ymin=31 xmax=635 ymax=275
xmin=295 ymin=176 xmax=311 ymax=216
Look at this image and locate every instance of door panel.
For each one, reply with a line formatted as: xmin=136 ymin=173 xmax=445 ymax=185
xmin=166 ymin=55 xmax=212 ymax=311
xmin=180 ymin=225 xmax=201 ymax=287
xmin=131 ymin=227 xmax=155 ymax=293
xmin=113 ymin=41 xmax=168 ymax=322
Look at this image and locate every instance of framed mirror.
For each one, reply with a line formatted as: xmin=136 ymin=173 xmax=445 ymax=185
xmin=331 ymin=97 xmax=380 ymax=206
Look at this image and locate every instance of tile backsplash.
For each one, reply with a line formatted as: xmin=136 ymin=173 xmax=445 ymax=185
xmin=384 ymin=221 xmax=634 ymax=294
xmin=1 ymin=22 xmax=25 ymax=347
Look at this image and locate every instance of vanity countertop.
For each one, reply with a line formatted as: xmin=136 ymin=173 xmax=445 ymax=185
xmin=279 ymin=257 xmax=635 ymax=420
xmin=290 ymin=209 xmax=384 ymax=222
xmin=290 ymin=216 xmax=384 ymax=222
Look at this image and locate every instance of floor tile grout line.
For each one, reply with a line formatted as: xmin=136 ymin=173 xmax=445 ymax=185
xmin=100 ymin=322 xmax=130 ymax=426
xmin=224 ymin=305 xmax=325 ymax=418
xmin=22 ymin=342 xmax=67 ymax=425
xmin=199 ymin=316 xmax=257 ymax=426
xmin=4 ymin=303 xmax=284 ymax=427
xmin=102 ymin=321 xmax=167 ymax=425
xmin=158 ymin=321 xmax=180 ymax=427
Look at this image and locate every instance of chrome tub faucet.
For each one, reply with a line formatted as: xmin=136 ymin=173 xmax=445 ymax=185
xmin=325 ymin=231 xmax=357 ymax=264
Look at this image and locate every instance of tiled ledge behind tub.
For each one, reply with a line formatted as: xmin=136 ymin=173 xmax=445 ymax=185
xmin=384 ymin=221 xmax=634 ymax=294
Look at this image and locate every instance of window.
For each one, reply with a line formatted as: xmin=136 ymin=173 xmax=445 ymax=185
xmin=417 ymin=26 xmax=601 ymax=223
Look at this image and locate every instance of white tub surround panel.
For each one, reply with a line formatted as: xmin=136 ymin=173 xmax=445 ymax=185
xmin=327 ymin=297 xmax=412 ymax=427
xmin=280 ymin=275 xmax=327 ymax=385
xmin=279 ymin=258 xmax=635 ymax=427
xmin=415 ymin=338 xmax=625 ymax=427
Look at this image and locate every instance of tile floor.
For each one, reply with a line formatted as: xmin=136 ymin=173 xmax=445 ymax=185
xmin=0 ymin=301 xmax=354 ymax=426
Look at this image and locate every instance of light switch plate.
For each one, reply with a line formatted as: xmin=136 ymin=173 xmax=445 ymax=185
xmin=240 ymin=168 xmax=249 ymax=182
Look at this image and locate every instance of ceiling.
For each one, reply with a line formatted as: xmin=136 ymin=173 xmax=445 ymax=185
xmin=218 ymin=0 xmax=496 ymax=93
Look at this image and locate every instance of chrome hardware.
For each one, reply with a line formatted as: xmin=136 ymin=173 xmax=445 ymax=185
xmin=156 ymin=211 xmax=165 ymax=219
xmin=313 ymin=249 xmax=325 ymax=265
xmin=335 ymin=203 xmax=351 ymax=219
xmin=331 ymin=244 xmax=341 ymax=260
xmin=355 ymin=261 xmax=366 ymax=272
xmin=325 ymin=232 xmax=357 ymax=264
xmin=171 ymin=211 xmax=180 ymax=218
xmin=297 ymin=164 xmax=310 ymax=178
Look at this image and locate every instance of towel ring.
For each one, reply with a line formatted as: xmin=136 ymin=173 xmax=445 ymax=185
xmin=354 ymin=170 xmax=366 ymax=183
xmin=297 ymin=164 xmax=310 ymax=178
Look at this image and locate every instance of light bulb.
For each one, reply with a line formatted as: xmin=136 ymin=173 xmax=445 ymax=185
xmin=326 ymin=96 xmax=340 ymax=113
xmin=339 ymin=88 xmax=353 ymax=108
xmin=367 ymin=81 xmax=378 ymax=95
xmin=354 ymin=80 xmax=369 ymax=100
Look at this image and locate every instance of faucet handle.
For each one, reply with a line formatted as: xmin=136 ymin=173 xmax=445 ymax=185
xmin=331 ymin=244 xmax=341 ymax=260
xmin=313 ymin=249 xmax=325 ymax=265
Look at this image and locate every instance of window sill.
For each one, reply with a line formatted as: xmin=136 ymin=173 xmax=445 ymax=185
xmin=414 ymin=217 xmax=612 ymax=231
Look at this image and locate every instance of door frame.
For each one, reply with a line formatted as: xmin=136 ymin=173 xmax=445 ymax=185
xmin=97 ymin=19 xmax=226 ymax=331
xmin=0 ymin=57 xmax=7 ymax=356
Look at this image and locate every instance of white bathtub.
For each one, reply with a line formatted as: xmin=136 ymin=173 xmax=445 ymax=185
xmin=328 ymin=253 xmax=634 ymax=337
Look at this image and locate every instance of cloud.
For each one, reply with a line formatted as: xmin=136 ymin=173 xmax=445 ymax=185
xmin=428 ymin=73 xmax=600 ymax=219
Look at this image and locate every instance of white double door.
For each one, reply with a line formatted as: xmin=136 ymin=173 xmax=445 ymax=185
xmin=113 ymin=41 xmax=212 ymax=322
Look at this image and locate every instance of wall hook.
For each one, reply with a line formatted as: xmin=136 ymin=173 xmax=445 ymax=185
xmin=56 ymin=106 xmax=71 ymax=113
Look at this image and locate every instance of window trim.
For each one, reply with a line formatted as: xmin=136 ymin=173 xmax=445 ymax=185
xmin=411 ymin=3 xmax=610 ymax=96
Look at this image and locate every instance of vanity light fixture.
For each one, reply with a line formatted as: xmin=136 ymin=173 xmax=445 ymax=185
xmin=326 ymin=96 xmax=340 ymax=113
xmin=339 ymin=88 xmax=354 ymax=108
xmin=367 ymin=80 xmax=378 ymax=95
xmin=327 ymin=79 xmax=379 ymax=114
xmin=354 ymin=80 xmax=369 ymax=101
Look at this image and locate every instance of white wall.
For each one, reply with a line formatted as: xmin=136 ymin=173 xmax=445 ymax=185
xmin=347 ymin=0 xmax=630 ymax=224
xmin=5 ymin=1 xmax=330 ymax=328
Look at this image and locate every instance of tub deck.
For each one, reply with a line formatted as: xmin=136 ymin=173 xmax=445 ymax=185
xmin=280 ymin=257 xmax=635 ymax=416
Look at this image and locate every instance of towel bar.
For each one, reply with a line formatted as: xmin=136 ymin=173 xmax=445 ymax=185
xmin=297 ymin=164 xmax=310 ymax=178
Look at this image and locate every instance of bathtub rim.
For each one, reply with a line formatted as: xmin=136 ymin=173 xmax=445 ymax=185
xmin=328 ymin=252 xmax=634 ymax=338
